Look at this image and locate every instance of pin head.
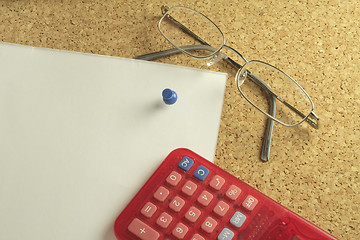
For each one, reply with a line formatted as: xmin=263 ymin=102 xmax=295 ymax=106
xmin=162 ymin=88 xmax=177 ymax=105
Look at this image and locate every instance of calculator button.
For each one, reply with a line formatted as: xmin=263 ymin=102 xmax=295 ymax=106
xmin=218 ymin=228 xmax=235 ymax=240
xmin=242 ymin=195 xmax=258 ymax=211
xmin=230 ymin=211 xmax=246 ymax=228
xmin=181 ymin=181 xmax=197 ymax=196
xmin=197 ymin=190 xmax=214 ymax=206
xmin=213 ymin=200 xmax=230 ymax=217
xmin=169 ymin=196 xmax=185 ymax=212
xmin=128 ymin=218 xmax=160 ymax=240
xmin=140 ymin=202 xmax=157 ymax=218
xmin=191 ymin=234 xmax=205 ymax=240
xmin=201 ymin=217 xmax=217 ymax=233
xmin=178 ymin=157 xmax=194 ymax=171
xmin=193 ymin=166 xmax=209 ymax=181
xmin=185 ymin=206 xmax=201 ymax=223
xmin=166 ymin=171 xmax=182 ymax=186
xmin=225 ymin=185 xmax=242 ymax=200
xmin=156 ymin=212 xmax=173 ymax=228
xmin=154 ymin=186 xmax=169 ymax=202
xmin=209 ymin=175 xmax=225 ymax=190
xmin=172 ymin=222 xmax=188 ymax=239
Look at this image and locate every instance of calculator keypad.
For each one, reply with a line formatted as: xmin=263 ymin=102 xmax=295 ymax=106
xmin=115 ymin=149 xmax=338 ymax=240
xmin=121 ymin=155 xmax=259 ymax=239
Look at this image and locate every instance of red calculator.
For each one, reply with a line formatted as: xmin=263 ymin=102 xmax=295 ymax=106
xmin=114 ymin=148 xmax=337 ymax=240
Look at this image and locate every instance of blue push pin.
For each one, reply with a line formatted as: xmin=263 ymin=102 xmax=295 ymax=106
xmin=162 ymin=88 xmax=177 ymax=105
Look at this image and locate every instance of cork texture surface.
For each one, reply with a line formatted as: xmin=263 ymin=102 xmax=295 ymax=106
xmin=1 ymin=0 xmax=359 ymax=239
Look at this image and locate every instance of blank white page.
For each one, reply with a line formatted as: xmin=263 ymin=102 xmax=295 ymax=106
xmin=0 ymin=43 xmax=226 ymax=240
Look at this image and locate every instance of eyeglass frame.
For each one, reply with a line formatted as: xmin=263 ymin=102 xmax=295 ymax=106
xmin=158 ymin=5 xmax=319 ymax=127
xmin=134 ymin=5 xmax=319 ymax=161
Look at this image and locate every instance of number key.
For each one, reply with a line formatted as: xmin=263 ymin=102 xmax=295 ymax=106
xmin=172 ymin=223 xmax=188 ymax=239
xmin=201 ymin=217 xmax=217 ymax=233
xmin=166 ymin=171 xmax=182 ymax=186
xmin=181 ymin=181 xmax=197 ymax=196
xmin=185 ymin=206 xmax=201 ymax=223
xmin=156 ymin=212 xmax=173 ymax=228
xmin=213 ymin=200 xmax=229 ymax=217
xmin=169 ymin=196 xmax=185 ymax=212
xmin=197 ymin=190 xmax=213 ymax=206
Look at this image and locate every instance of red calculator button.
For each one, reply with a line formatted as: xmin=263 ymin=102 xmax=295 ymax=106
xmin=181 ymin=180 xmax=197 ymax=196
xmin=225 ymin=185 xmax=242 ymax=200
xmin=154 ymin=186 xmax=169 ymax=202
xmin=213 ymin=200 xmax=230 ymax=216
xmin=197 ymin=190 xmax=214 ymax=206
xmin=172 ymin=222 xmax=188 ymax=239
xmin=201 ymin=217 xmax=217 ymax=233
xmin=128 ymin=218 xmax=160 ymax=240
xmin=242 ymin=195 xmax=258 ymax=211
xmin=169 ymin=196 xmax=185 ymax=212
xmin=156 ymin=212 xmax=173 ymax=228
xmin=140 ymin=202 xmax=157 ymax=218
xmin=209 ymin=175 xmax=225 ymax=190
xmin=191 ymin=233 xmax=205 ymax=240
xmin=185 ymin=206 xmax=201 ymax=223
xmin=166 ymin=171 xmax=182 ymax=186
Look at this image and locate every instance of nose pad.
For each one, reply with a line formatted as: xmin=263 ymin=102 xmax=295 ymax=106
xmin=237 ymin=70 xmax=248 ymax=86
xmin=206 ymin=52 xmax=226 ymax=66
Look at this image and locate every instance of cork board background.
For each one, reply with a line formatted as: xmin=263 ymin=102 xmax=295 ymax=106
xmin=1 ymin=0 xmax=359 ymax=239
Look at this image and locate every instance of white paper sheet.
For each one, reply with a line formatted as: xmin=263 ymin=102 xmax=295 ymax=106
xmin=0 ymin=43 xmax=226 ymax=240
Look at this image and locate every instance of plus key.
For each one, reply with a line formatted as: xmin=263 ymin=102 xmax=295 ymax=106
xmin=128 ymin=218 xmax=160 ymax=240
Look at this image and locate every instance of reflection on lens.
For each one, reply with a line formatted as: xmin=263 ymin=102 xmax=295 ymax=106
xmin=158 ymin=6 xmax=225 ymax=58
xmin=236 ymin=60 xmax=313 ymax=126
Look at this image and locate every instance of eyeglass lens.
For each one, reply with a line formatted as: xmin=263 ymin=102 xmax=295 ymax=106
xmin=159 ymin=7 xmax=224 ymax=58
xmin=237 ymin=61 xmax=313 ymax=126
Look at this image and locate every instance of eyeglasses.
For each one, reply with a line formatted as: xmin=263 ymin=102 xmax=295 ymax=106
xmin=135 ymin=5 xmax=319 ymax=161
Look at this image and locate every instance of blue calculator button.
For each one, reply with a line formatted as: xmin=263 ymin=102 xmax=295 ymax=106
xmin=193 ymin=166 xmax=209 ymax=181
xmin=178 ymin=157 xmax=194 ymax=171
